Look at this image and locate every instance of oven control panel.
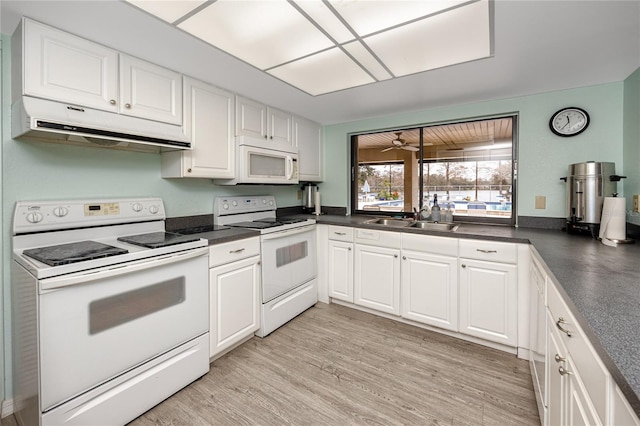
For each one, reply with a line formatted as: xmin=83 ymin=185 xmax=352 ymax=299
xmin=13 ymin=198 xmax=165 ymax=234
xmin=214 ymin=195 xmax=276 ymax=217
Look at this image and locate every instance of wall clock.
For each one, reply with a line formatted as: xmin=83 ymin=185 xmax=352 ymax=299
xmin=549 ymin=107 xmax=590 ymax=137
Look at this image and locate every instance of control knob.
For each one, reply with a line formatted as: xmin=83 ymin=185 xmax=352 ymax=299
xmin=53 ymin=206 xmax=69 ymax=217
xmin=149 ymin=205 xmax=159 ymax=214
xmin=26 ymin=212 xmax=44 ymax=223
xmin=132 ymin=203 xmax=144 ymax=212
xmin=223 ymin=203 xmax=229 ymax=210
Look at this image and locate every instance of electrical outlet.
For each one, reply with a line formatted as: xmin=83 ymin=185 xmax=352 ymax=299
xmin=297 ymin=190 xmax=302 ymax=200
xmin=633 ymin=194 xmax=639 ymax=213
xmin=535 ymin=195 xmax=546 ymax=209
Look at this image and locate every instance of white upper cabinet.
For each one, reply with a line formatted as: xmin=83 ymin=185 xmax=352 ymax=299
xmin=18 ymin=18 xmax=182 ymax=125
xmin=20 ymin=18 xmax=119 ymax=111
xmin=235 ymin=95 xmax=293 ymax=152
xmin=293 ymin=115 xmax=323 ymax=182
xmin=161 ymin=77 xmax=234 ymax=178
xmin=119 ymin=55 xmax=182 ymax=125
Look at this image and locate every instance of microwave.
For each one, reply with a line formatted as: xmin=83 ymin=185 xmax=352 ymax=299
xmin=216 ymin=143 xmax=298 ymax=185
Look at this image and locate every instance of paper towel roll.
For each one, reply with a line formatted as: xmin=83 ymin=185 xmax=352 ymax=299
xmin=599 ymin=197 xmax=626 ymax=243
xmin=314 ymin=191 xmax=321 ymax=215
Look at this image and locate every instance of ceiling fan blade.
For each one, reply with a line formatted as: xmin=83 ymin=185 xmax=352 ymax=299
xmin=403 ymin=146 xmax=419 ymax=152
xmin=381 ymin=147 xmax=394 ymax=152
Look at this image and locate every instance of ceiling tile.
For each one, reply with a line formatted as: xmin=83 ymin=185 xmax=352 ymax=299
xmin=329 ymin=0 xmax=470 ymax=37
xmin=127 ymin=0 xmax=207 ymax=24
xmin=365 ymin=1 xmax=491 ymax=77
xmin=268 ymin=48 xmax=375 ymax=96
xmin=178 ymin=0 xmax=334 ymax=70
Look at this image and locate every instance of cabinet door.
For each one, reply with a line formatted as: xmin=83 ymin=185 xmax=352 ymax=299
xmin=459 ymin=258 xmax=517 ymax=346
xmin=294 ymin=115 xmax=323 ymax=182
xmin=267 ymin=107 xmax=293 ymax=148
xmin=119 ymin=54 xmax=182 ymax=125
xmin=401 ymin=250 xmax=458 ymax=331
xmin=23 ymin=19 xmax=118 ymax=111
xmin=180 ymin=78 xmax=234 ymax=178
xmin=354 ymin=244 xmax=400 ymax=315
xmin=547 ymin=312 xmax=566 ymax=426
xmin=328 ymin=240 xmax=353 ymax=303
xmin=566 ymin=365 xmax=601 ymax=426
xmin=235 ymin=96 xmax=267 ymax=138
xmin=209 ymin=256 xmax=260 ymax=358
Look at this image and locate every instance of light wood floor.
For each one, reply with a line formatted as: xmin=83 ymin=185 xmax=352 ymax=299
xmin=3 ymin=303 xmax=540 ymax=426
xmin=131 ymin=303 xmax=539 ymax=425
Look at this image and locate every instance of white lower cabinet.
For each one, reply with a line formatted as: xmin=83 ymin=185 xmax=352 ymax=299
xmin=400 ymin=234 xmax=458 ymax=331
xmin=547 ymin=309 xmax=601 ymax=426
xmin=458 ymin=257 xmax=518 ymax=346
xmin=209 ymin=238 xmax=260 ymax=358
xmin=354 ymin=229 xmax=401 ymax=315
xmin=328 ymin=240 xmax=354 ymax=303
xmin=611 ymin=384 xmax=640 ymax=426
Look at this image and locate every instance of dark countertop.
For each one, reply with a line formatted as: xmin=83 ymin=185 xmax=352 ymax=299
xmin=307 ymin=213 xmax=640 ymax=414
xmin=176 ymin=212 xmax=640 ymax=414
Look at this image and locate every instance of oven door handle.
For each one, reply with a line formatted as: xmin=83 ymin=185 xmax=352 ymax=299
xmin=261 ymin=225 xmax=315 ymax=241
xmin=40 ymin=247 xmax=208 ymax=291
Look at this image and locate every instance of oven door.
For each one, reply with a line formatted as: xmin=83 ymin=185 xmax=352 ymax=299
xmin=38 ymin=248 xmax=208 ymax=411
xmin=260 ymin=225 xmax=316 ymax=303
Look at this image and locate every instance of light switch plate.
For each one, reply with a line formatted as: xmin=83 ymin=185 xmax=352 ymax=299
xmin=535 ymin=196 xmax=546 ymax=209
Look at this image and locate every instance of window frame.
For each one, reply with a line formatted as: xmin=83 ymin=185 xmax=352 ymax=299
xmin=350 ymin=114 xmax=518 ymax=226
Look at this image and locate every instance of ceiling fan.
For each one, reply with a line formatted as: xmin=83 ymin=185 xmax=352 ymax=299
xmin=381 ymin=132 xmax=419 ymax=152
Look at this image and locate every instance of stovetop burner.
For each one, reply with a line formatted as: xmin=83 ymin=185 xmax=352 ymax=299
xmin=23 ymin=241 xmax=129 ymax=267
xmin=117 ymin=232 xmax=202 ymax=249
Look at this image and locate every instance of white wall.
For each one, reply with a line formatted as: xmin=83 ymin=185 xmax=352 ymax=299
xmin=321 ymin=82 xmax=628 ymax=221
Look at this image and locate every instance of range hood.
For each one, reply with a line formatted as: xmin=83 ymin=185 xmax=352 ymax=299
xmin=12 ymin=97 xmax=191 ymax=153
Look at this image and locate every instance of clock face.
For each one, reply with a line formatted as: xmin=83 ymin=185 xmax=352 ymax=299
xmin=550 ymin=107 xmax=590 ymax=137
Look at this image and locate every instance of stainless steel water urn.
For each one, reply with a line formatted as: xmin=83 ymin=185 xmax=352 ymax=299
xmin=301 ymin=183 xmax=318 ymax=213
xmin=561 ymin=161 xmax=625 ymax=236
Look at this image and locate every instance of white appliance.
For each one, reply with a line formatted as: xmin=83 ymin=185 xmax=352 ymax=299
xmin=12 ymin=96 xmax=191 ymax=152
xmin=214 ymin=196 xmax=316 ymax=336
xmin=215 ymin=137 xmax=298 ymax=185
xmin=11 ymin=198 xmax=210 ymax=426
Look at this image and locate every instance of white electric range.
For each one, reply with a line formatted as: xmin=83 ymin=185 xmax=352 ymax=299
xmin=11 ymin=198 xmax=210 ymax=426
xmin=214 ymin=195 xmax=317 ymax=337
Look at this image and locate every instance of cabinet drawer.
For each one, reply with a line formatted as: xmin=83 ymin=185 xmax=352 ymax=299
xmin=355 ymin=228 xmax=401 ymax=249
xmin=459 ymin=239 xmax=517 ymax=263
xmin=402 ymin=233 xmax=458 ymax=257
xmin=328 ymin=226 xmax=354 ymax=242
xmin=547 ymin=280 xmax=609 ymax=423
xmin=209 ymin=237 xmax=260 ymax=268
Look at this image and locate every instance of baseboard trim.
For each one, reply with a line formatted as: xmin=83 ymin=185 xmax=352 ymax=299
xmin=1 ymin=398 xmax=14 ymax=418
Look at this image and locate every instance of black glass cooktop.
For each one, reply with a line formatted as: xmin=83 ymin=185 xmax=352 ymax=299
xmin=117 ymin=232 xmax=201 ymax=249
xmin=23 ymin=241 xmax=129 ymax=267
xmin=228 ymin=218 xmax=308 ymax=229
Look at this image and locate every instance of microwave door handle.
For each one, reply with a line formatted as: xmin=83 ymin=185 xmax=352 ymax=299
xmin=286 ymin=156 xmax=293 ymax=180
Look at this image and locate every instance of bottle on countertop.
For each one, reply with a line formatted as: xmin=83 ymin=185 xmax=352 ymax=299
xmin=431 ymin=194 xmax=441 ymax=222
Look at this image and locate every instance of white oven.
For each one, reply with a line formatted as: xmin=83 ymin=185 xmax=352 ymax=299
xmin=11 ymin=198 xmax=210 ymax=426
xmin=261 ymin=225 xmax=316 ymax=303
xmin=216 ymin=141 xmax=298 ymax=185
xmin=38 ymin=251 xmax=208 ymax=412
xmin=214 ymin=195 xmax=317 ymax=337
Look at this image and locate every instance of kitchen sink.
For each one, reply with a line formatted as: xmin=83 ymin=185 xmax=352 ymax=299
xmin=365 ymin=218 xmax=412 ymax=227
xmin=409 ymin=221 xmax=459 ymax=232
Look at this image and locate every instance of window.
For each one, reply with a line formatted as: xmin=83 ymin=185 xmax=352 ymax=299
xmin=351 ymin=116 xmax=516 ymax=225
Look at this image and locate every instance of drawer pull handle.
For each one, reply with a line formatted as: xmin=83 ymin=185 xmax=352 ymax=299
xmin=335 ymin=232 xmax=347 ymax=235
xmin=229 ymin=248 xmax=245 ymax=254
xmin=554 ymin=354 xmax=566 ymax=363
xmin=461 ymin=264 xmax=467 ymax=268
xmin=558 ymin=366 xmax=573 ymax=376
xmin=476 ymin=249 xmax=497 ymax=253
xmin=556 ymin=317 xmax=573 ymax=337
xmin=348 ymin=247 xmax=352 ymax=251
